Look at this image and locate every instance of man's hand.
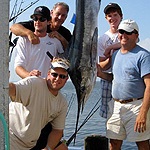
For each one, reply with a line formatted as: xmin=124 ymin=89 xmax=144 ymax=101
xmin=104 ymin=47 xmax=114 ymax=58
xmin=97 ymin=63 xmax=103 ymax=77
xmin=10 ymin=23 xmax=40 ymax=44
xmin=104 ymin=42 xmax=121 ymax=58
xmin=135 ymin=75 xmax=150 ymax=133
xmin=27 ymin=31 xmax=40 ymax=44
xmin=48 ymin=31 xmax=68 ymax=50
xmin=48 ymin=31 xmax=61 ymax=39
xmin=134 ymin=111 xmax=147 ymax=133
xmin=29 ymin=70 xmax=41 ymax=77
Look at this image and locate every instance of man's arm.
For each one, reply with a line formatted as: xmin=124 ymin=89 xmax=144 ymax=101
xmin=10 ymin=23 xmax=40 ymax=44
xmin=99 ymin=56 xmax=112 ymax=71
xmin=134 ymin=73 xmax=150 ymax=133
xmin=48 ymin=31 xmax=68 ymax=50
xmin=15 ymin=66 xmax=41 ymax=79
xmin=9 ymin=82 xmax=16 ymax=97
xmin=97 ymin=63 xmax=113 ymax=82
xmin=104 ymin=42 xmax=121 ymax=58
xmin=47 ymin=129 xmax=63 ymax=149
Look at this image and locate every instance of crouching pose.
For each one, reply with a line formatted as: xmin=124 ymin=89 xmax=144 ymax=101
xmin=9 ymin=58 xmax=70 ymax=150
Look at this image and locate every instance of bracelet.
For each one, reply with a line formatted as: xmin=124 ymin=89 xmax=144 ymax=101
xmin=46 ymin=146 xmax=51 ymax=150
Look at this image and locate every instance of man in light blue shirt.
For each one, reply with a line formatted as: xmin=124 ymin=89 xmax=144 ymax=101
xmin=97 ymin=19 xmax=150 ymax=150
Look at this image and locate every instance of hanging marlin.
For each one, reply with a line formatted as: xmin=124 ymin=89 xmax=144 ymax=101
xmin=66 ymin=0 xmax=101 ymax=145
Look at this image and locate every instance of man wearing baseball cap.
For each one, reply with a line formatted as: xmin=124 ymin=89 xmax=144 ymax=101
xmin=14 ymin=6 xmax=64 ymax=79
xmin=30 ymin=6 xmax=51 ymax=21
xmin=118 ymin=19 xmax=140 ymax=42
xmin=97 ymin=3 xmax=123 ymax=119
xmin=104 ymin=3 xmax=122 ymax=16
xmin=98 ymin=19 xmax=150 ymax=150
xmin=9 ymin=57 xmax=70 ymax=150
xmin=10 ymin=2 xmax=71 ymax=49
xmin=118 ymin=19 xmax=139 ymax=32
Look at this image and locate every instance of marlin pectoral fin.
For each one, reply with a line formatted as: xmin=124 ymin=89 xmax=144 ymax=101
xmin=90 ymin=27 xmax=98 ymax=67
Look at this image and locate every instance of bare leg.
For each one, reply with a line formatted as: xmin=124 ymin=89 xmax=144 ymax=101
xmin=136 ymin=140 xmax=150 ymax=150
xmin=109 ymin=139 xmax=123 ymax=150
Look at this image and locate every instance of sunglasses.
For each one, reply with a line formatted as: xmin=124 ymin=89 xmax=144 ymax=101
xmin=51 ymin=73 xmax=67 ymax=79
xmin=119 ymin=29 xmax=138 ymax=35
xmin=32 ymin=16 xmax=47 ymax=22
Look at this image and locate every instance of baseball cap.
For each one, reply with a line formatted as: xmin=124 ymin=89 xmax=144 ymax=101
xmin=30 ymin=6 xmax=51 ymax=21
xmin=51 ymin=61 xmax=70 ymax=71
xmin=118 ymin=19 xmax=139 ymax=33
xmin=104 ymin=3 xmax=122 ymax=14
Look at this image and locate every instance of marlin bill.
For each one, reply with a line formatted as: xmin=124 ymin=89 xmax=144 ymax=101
xmin=66 ymin=0 xmax=101 ymax=145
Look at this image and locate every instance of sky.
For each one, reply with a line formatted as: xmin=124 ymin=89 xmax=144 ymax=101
xmin=9 ymin=0 xmax=150 ymax=81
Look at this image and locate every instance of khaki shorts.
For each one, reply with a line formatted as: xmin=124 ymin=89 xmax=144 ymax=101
xmin=106 ymin=99 xmax=150 ymax=142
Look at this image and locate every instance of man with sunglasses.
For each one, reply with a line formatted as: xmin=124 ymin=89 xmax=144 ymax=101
xmin=98 ymin=19 xmax=150 ymax=150
xmin=10 ymin=2 xmax=71 ymax=50
xmin=14 ymin=6 xmax=64 ymax=79
xmin=9 ymin=57 xmax=70 ymax=150
xmin=13 ymin=6 xmax=68 ymax=150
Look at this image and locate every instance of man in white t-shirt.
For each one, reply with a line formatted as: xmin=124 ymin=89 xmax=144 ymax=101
xmin=97 ymin=3 xmax=123 ymax=118
xmin=14 ymin=6 xmax=64 ymax=79
xmin=9 ymin=57 xmax=70 ymax=150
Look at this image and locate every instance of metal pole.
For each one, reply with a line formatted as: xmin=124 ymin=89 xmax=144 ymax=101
xmin=0 ymin=0 xmax=10 ymax=149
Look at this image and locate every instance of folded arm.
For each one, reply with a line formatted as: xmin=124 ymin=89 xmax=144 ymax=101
xmin=10 ymin=23 xmax=40 ymax=44
xmin=99 ymin=56 xmax=112 ymax=71
xmin=97 ymin=63 xmax=113 ymax=82
xmin=104 ymin=42 xmax=121 ymax=58
xmin=9 ymin=82 xmax=16 ymax=97
xmin=48 ymin=31 xmax=68 ymax=50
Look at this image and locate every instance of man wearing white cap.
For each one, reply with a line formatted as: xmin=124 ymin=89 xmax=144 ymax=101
xmin=9 ymin=57 xmax=70 ymax=150
xmin=98 ymin=19 xmax=150 ymax=150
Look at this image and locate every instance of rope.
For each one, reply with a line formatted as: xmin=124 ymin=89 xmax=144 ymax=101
xmin=66 ymin=93 xmax=76 ymax=117
xmin=66 ymin=97 xmax=101 ymax=146
xmin=0 ymin=112 xmax=9 ymax=150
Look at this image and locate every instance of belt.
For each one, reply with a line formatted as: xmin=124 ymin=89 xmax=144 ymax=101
xmin=113 ymin=97 xmax=143 ymax=104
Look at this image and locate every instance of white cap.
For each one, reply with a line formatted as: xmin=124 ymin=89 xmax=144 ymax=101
xmin=118 ymin=19 xmax=139 ymax=33
xmin=51 ymin=61 xmax=70 ymax=71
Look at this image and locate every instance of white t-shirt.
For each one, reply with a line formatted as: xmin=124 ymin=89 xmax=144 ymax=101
xmin=98 ymin=30 xmax=119 ymax=72
xmin=14 ymin=34 xmax=64 ymax=78
xmin=9 ymin=76 xmax=68 ymax=149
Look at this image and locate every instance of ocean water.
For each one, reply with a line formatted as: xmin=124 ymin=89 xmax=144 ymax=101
xmin=61 ymin=81 xmax=138 ymax=150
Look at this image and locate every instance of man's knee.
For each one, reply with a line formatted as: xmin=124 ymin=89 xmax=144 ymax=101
xmin=109 ymin=139 xmax=122 ymax=150
xmin=136 ymin=140 xmax=150 ymax=150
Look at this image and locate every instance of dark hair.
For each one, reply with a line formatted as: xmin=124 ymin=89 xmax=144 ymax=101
xmin=105 ymin=7 xmax=123 ymax=17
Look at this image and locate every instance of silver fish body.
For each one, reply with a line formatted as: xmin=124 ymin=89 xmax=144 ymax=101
xmin=66 ymin=0 xmax=101 ymax=145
